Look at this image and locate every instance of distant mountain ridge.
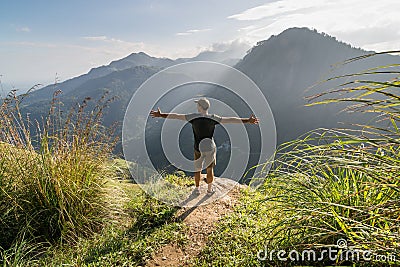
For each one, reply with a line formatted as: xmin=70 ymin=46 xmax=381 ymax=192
xmin=25 ymin=48 xmax=244 ymax=103
xmin=18 ymin=27 xmax=400 ymax=174
xmin=23 ymin=52 xmax=174 ymax=103
xmin=234 ymin=27 xmax=399 ymax=144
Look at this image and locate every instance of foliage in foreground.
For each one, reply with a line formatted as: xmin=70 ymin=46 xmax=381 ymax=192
xmin=32 ymin=183 xmax=186 ymax=267
xmin=0 ymin=90 xmax=117 ymax=263
xmin=3 ymin=53 xmax=399 ymax=266
xmin=195 ymin=53 xmax=400 ymax=266
xmin=0 ymin=88 xmax=190 ymax=265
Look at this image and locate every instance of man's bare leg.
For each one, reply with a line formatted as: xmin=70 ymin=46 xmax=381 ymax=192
xmin=194 ymin=171 xmax=201 ymax=188
xmin=206 ymin=166 xmax=214 ymax=191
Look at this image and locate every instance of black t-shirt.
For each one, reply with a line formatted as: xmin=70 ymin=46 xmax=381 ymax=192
xmin=185 ymin=113 xmax=222 ymax=152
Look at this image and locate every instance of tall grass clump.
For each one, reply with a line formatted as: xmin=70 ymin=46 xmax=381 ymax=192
xmin=0 ymin=89 xmax=117 ymax=255
xmin=259 ymin=53 xmax=400 ymax=265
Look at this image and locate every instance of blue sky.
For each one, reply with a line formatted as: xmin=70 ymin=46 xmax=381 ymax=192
xmin=1 ymin=0 xmax=400 ymax=90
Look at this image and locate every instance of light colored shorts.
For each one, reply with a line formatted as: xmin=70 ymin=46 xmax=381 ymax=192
xmin=194 ymin=148 xmax=216 ymax=172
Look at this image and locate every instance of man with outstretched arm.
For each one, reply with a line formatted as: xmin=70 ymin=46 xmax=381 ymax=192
xmin=150 ymin=97 xmax=259 ymax=195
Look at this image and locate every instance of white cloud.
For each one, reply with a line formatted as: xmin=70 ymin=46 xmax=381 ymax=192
xmin=209 ymin=39 xmax=250 ymax=52
xmin=187 ymin=29 xmax=211 ymax=33
xmin=16 ymin=27 xmax=31 ymax=32
xmin=82 ymin=36 xmax=107 ymax=41
xmin=228 ymin=0 xmax=330 ymax=21
xmin=176 ymin=32 xmax=191 ymax=36
xmin=229 ymin=0 xmax=400 ymax=52
xmin=176 ymin=28 xmax=211 ymax=36
xmin=2 ymin=41 xmax=57 ymax=48
xmin=80 ymin=36 xmax=147 ymax=54
xmin=82 ymin=36 xmax=140 ymax=45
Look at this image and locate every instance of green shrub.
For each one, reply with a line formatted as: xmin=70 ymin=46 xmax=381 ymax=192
xmin=195 ymin=53 xmax=400 ymax=266
xmin=256 ymin=54 xmax=400 ymax=265
xmin=164 ymin=171 xmax=195 ymax=187
xmin=0 ymin=90 xmax=117 ymax=253
xmin=33 ymin=183 xmax=186 ymax=267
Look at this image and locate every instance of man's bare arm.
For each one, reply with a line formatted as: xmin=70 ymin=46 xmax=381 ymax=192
xmin=220 ymin=114 xmax=259 ymax=124
xmin=150 ymin=108 xmax=186 ymax=120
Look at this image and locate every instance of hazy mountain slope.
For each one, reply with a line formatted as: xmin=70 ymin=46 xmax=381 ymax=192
xmin=235 ymin=27 xmax=399 ymax=144
xmin=17 ymin=27 xmax=400 ymax=176
xmin=176 ymin=41 xmax=250 ymax=66
xmin=24 ymin=52 xmax=174 ymax=104
xmin=22 ymin=46 xmax=245 ymax=108
xmin=176 ymin=50 xmax=241 ymax=66
xmin=22 ymin=65 xmax=161 ymax=130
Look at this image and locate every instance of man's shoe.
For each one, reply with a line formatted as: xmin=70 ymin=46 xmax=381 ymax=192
xmin=207 ymin=187 xmax=215 ymax=196
xmin=193 ymin=187 xmax=201 ymax=195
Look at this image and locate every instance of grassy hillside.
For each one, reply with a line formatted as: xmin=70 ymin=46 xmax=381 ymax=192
xmin=195 ymin=54 xmax=400 ymax=266
xmin=1 ymin=53 xmax=399 ymax=266
xmin=30 ymin=182 xmax=186 ymax=266
xmin=0 ymin=90 xmax=116 ymax=263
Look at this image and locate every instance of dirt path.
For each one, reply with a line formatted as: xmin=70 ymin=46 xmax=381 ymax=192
xmin=146 ymin=177 xmax=245 ymax=267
